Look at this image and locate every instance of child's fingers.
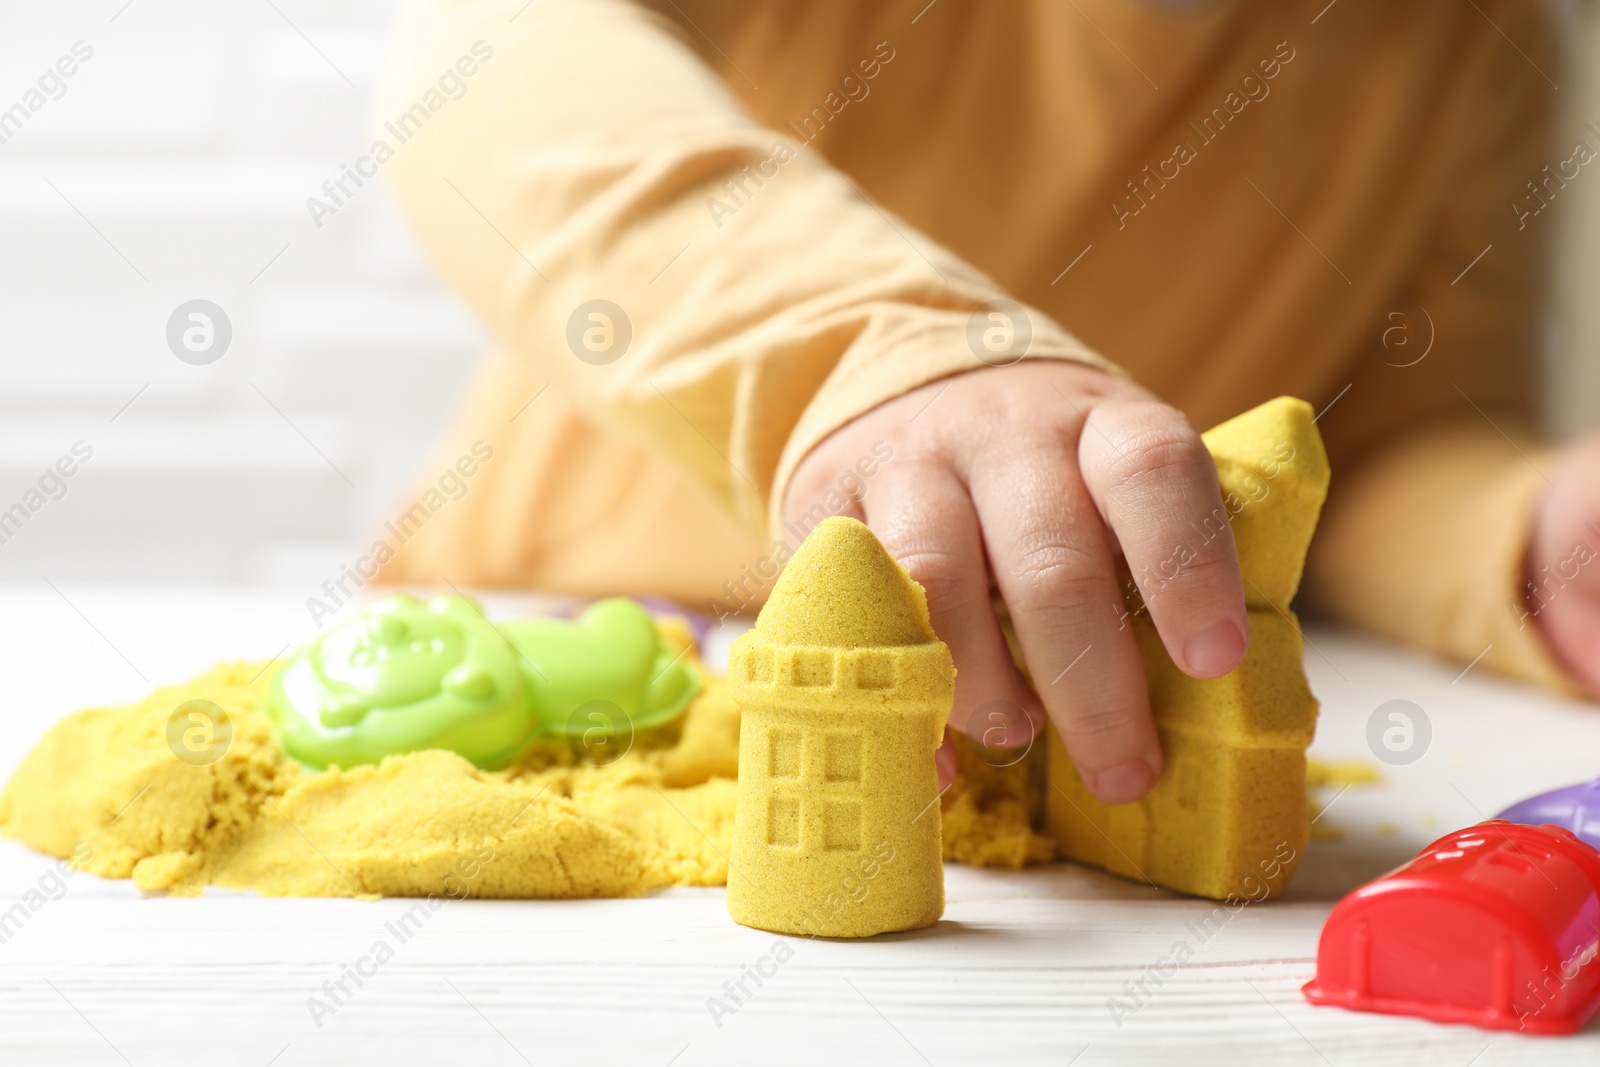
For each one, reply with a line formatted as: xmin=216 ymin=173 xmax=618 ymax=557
xmin=1522 ymin=430 xmax=1600 ymax=693
xmin=1077 ymin=400 xmax=1248 ymax=679
xmin=863 ymin=458 xmax=1044 ymax=752
xmin=782 ymin=459 xmax=868 ymax=531
xmin=967 ymin=442 xmax=1162 ymax=805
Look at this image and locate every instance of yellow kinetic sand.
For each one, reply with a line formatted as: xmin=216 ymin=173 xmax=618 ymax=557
xmin=0 ymin=620 xmax=745 ymax=899
xmin=0 ymin=610 xmax=1017 ymax=900
xmin=1044 ymin=396 xmax=1330 ymax=900
xmin=725 ymin=517 xmax=953 ymax=937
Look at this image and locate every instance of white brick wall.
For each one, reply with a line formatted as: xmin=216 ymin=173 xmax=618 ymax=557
xmin=0 ymin=0 xmax=485 ymax=583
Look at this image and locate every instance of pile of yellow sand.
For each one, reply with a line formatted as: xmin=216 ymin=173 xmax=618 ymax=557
xmin=0 ymin=621 xmax=1046 ymax=899
xmin=0 ymin=609 xmax=1352 ymax=899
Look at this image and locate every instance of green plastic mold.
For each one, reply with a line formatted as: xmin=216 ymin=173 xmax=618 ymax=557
xmin=264 ymin=594 xmax=699 ymax=770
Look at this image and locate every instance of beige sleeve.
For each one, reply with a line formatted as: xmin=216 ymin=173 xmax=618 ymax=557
xmin=1307 ymin=425 xmax=1577 ymax=694
xmin=374 ymin=0 xmax=1117 ymax=541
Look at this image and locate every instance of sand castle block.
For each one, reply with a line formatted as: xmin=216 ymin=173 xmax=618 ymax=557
xmin=1045 ymin=397 xmax=1330 ymax=900
xmin=1202 ymin=396 xmax=1329 ymax=611
xmin=726 ymin=517 xmax=953 ymax=937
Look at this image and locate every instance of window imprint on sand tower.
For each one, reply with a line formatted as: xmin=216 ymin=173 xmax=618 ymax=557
xmin=790 ymin=649 xmax=834 ymax=687
xmin=824 ymin=800 xmax=863 ymax=851
xmin=1173 ymin=749 xmax=1203 ymax=811
xmin=767 ymin=794 xmax=801 ymax=847
xmin=823 ymin=731 xmax=862 ymax=783
xmin=745 ymin=646 xmax=774 ymax=684
xmin=854 ymin=652 xmax=894 ymax=689
xmin=768 ymin=727 xmax=801 ymax=778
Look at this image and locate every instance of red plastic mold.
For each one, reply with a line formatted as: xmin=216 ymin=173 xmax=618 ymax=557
xmin=1304 ymin=821 xmax=1600 ymax=1035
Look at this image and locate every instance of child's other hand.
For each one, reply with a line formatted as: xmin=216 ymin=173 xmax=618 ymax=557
xmin=783 ymin=362 xmax=1248 ymax=804
xmin=1529 ymin=432 xmax=1600 ymax=693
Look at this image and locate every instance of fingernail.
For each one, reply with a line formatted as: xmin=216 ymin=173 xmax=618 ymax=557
xmin=1087 ymin=756 xmax=1159 ymax=805
xmin=1184 ymin=620 xmax=1246 ymax=676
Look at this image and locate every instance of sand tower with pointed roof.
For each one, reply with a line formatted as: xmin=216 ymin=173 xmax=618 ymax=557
xmin=726 ymin=517 xmax=953 ymax=938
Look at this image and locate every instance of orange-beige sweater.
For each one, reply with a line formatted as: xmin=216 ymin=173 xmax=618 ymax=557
xmin=371 ymin=0 xmax=1574 ymax=693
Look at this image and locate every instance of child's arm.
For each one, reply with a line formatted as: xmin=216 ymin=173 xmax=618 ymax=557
xmin=376 ymin=0 xmax=1250 ymax=800
xmin=375 ymin=0 xmax=1119 ymax=535
xmin=1301 ymin=16 xmax=1579 ymax=698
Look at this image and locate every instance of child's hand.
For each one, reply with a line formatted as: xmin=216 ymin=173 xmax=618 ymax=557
xmin=783 ymin=361 xmax=1248 ymax=804
xmin=1529 ymin=432 xmax=1600 ymax=693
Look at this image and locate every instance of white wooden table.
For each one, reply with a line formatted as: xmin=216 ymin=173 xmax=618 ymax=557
xmin=2 ymin=586 xmax=1598 ymax=1065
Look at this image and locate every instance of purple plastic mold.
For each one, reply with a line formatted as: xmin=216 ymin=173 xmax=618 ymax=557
xmin=1496 ymin=777 xmax=1600 ymax=851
